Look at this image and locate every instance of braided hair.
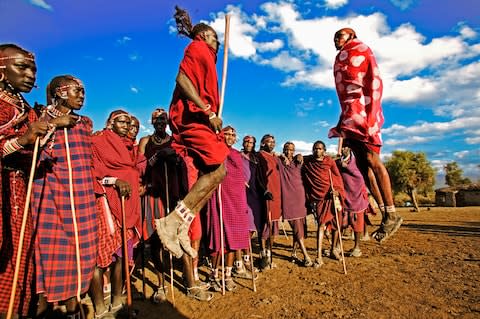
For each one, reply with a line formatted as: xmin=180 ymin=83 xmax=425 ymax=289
xmin=174 ymin=6 xmax=213 ymax=39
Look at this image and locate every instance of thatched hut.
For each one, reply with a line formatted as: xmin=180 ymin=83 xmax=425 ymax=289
xmin=435 ymin=184 xmax=480 ymax=207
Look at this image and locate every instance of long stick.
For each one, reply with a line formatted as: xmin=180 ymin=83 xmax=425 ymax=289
xmin=218 ymin=14 xmax=231 ymax=117
xmin=267 ymin=202 xmax=273 ymax=269
xmin=64 ymin=128 xmax=86 ymax=319
xmin=141 ymin=197 xmax=146 ymax=300
xmin=121 ymin=196 xmax=133 ymax=318
xmin=328 ymin=170 xmax=347 ymax=275
xmin=164 ymin=162 xmax=175 ymax=307
xmin=6 ymin=137 xmax=40 ymax=319
xmin=248 ymin=235 xmax=256 ymax=292
xmin=218 ymin=185 xmax=226 ymax=295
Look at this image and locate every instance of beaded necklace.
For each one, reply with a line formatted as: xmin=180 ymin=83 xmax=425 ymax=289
xmin=151 ymin=133 xmax=170 ymax=146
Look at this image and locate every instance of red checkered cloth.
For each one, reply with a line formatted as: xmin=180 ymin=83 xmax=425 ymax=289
xmin=31 ymin=116 xmax=98 ymax=302
xmin=0 ymin=100 xmax=37 ymax=316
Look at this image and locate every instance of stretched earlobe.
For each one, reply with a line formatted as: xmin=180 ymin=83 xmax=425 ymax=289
xmin=0 ymin=72 xmax=4 ymax=82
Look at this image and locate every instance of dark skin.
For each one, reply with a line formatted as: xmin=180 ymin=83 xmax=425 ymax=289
xmin=111 ymin=115 xmax=133 ymax=197
xmin=36 ymin=78 xmax=86 ymax=315
xmin=0 ymin=48 xmax=75 ymax=147
xmin=173 ymin=26 xmax=226 ymax=215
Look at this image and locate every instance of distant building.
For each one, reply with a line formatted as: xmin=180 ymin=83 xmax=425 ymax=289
xmin=435 ymin=184 xmax=480 ymax=207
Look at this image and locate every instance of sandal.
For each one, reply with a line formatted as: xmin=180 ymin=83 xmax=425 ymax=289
xmin=313 ymin=257 xmax=324 ymax=269
xmin=233 ymin=267 xmax=259 ymax=280
xmin=372 ymin=216 xmax=403 ymax=243
xmin=94 ymin=309 xmax=115 ymax=319
xmin=347 ymin=248 xmax=362 ymax=257
xmin=186 ymin=287 xmax=214 ymax=301
xmin=109 ymin=303 xmax=123 ymax=314
xmin=303 ymin=257 xmax=314 ymax=267
xmin=151 ymin=286 xmax=167 ymax=303
xmin=66 ymin=312 xmax=81 ymax=319
xmin=225 ymin=277 xmax=237 ymax=292
xmin=331 ymin=248 xmax=344 ymax=261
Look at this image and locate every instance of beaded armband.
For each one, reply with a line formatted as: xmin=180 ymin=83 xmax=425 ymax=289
xmin=175 ymin=200 xmax=195 ymax=224
xmin=101 ymin=177 xmax=118 ymax=185
xmin=3 ymin=138 xmax=24 ymax=156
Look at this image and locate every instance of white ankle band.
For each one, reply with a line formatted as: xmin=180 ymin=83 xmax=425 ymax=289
xmin=175 ymin=200 xmax=195 ymax=224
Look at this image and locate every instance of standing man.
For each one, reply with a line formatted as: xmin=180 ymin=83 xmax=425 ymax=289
xmin=90 ymin=110 xmax=141 ymax=318
xmin=0 ymin=44 xmax=72 ymax=317
xmin=33 ymin=75 xmax=97 ymax=318
xmin=257 ymin=134 xmax=281 ymax=269
xmin=156 ymin=6 xmax=229 ymax=259
xmin=302 ymin=141 xmax=345 ymax=267
xmin=279 ymin=142 xmax=312 ymax=267
xmin=328 ymin=28 xmax=402 ymax=242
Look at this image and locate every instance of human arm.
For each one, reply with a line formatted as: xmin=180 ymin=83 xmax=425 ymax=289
xmin=176 ymin=72 xmax=223 ymax=132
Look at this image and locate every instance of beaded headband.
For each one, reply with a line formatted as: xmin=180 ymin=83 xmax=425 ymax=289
xmin=0 ymin=55 xmax=35 ymax=68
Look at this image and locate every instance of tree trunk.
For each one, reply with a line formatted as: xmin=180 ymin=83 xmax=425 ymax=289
xmin=408 ymin=188 xmax=420 ymax=212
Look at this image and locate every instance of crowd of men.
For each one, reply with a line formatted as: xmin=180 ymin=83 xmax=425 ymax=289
xmin=0 ymin=6 xmax=403 ymax=319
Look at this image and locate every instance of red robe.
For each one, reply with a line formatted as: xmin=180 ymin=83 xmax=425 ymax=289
xmin=302 ymin=155 xmax=345 ymax=226
xmin=0 ymin=97 xmax=37 ymax=315
xmin=92 ymin=130 xmax=141 ymax=267
xmin=329 ymin=38 xmax=384 ymax=153
xmin=258 ymin=151 xmax=282 ymax=221
xmin=169 ymin=38 xmax=229 ymax=168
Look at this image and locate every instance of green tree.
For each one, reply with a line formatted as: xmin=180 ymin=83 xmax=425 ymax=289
xmin=444 ymin=162 xmax=471 ymax=186
xmin=385 ymin=151 xmax=436 ymax=212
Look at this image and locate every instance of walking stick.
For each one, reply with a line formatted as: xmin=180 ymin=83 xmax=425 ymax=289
xmin=328 ymin=170 xmax=347 ymax=275
xmin=218 ymin=184 xmax=226 ymax=295
xmin=248 ymin=235 xmax=257 ymax=292
xmin=6 ymin=137 xmax=40 ymax=319
xmin=141 ymin=197 xmax=146 ymax=300
xmin=121 ymin=196 xmax=133 ymax=318
xmin=64 ymin=128 xmax=86 ymax=319
xmin=163 ymin=162 xmax=175 ymax=306
xmin=267 ymin=201 xmax=273 ymax=269
xmin=218 ymin=14 xmax=231 ymax=117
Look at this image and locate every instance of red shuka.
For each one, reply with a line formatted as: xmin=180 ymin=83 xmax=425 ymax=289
xmin=169 ymin=39 xmax=229 ymax=168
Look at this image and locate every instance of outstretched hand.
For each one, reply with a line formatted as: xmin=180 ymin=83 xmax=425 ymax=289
xmin=17 ymin=121 xmax=49 ymax=146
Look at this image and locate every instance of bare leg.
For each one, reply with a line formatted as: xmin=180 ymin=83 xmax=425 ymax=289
xmin=111 ymin=258 xmax=123 ymax=308
xmin=156 ymin=164 xmax=226 ymax=258
xmin=314 ymin=224 xmax=325 ymax=268
xmin=36 ymin=294 xmax=48 ymax=317
xmin=64 ymin=296 xmax=79 ymax=314
xmin=89 ymin=267 xmax=107 ymax=315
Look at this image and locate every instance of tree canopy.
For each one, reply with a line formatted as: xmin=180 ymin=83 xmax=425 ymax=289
xmin=444 ymin=161 xmax=471 ymax=186
xmin=385 ymin=150 xmax=436 ymax=211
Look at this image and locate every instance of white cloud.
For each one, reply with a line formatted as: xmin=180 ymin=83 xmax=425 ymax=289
xmin=207 ymin=3 xmax=478 ymax=114
xmin=324 ymin=0 xmax=348 ymax=10
xmin=257 ymin=39 xmax=284 ymax=52
xmin=128 ymin=53 xmax=140 ymax=61
xmin=454 ymin=150 xmax=470 ymax=159
xmin=384 ymin=136 xmax=434 ymax=146
xmin=459 ymin=25 xmax=477 ymax=39
xmin=130 ymin=87 xmax=139 ymax=94
xmin=389 ymin=0 xmax=415 ymax=10
xmin=29 ymin=0 xmax=52 ymax=10
xmin=117 ymin=36 xmax=132 ymax=45
xmin=383 ymin=117 xmax=480 ymax=136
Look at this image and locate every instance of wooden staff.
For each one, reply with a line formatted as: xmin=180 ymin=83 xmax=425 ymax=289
xmin=218 ymin=14 xmax=231 ymax=117
xmin=140 ymin=196 xmax=146 ymax=300
xmin=267 ymin=201 xmax=273 ymax=269
xmin=6 ymin=137 xmax=40 ymax=319
xmin=121 ymin=196 xmax=133 ymax=318
xmin=248 ymin=235 xmax=257 ymax=292
xmin=218 ymin=184 xmax=226 ymax=295
xmin=64 ymin=128 xmax=86 ymax=319
xmin=328 ymin=170 xmax=347 ymax=275
xmin=164 ymin=162 xmax=175 ymax=307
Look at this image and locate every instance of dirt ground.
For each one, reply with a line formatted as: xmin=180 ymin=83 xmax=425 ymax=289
xmin=85 ymin=206 xmax=480 ymax=319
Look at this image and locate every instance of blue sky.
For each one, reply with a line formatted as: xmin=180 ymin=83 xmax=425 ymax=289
xmin=1 ymin=0 xmax=479 ymax=186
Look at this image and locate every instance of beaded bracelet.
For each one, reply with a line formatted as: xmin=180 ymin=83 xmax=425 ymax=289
xmin=3 ymin=138 xmax=24 ymax=156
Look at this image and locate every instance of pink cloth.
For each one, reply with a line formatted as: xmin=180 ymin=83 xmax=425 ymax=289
xmin=329 ymin=38 xmax=384 ymax=150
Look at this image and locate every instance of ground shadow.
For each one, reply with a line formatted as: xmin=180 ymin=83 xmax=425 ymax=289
xmin=403 ymin=221 xmax=480 ymax=237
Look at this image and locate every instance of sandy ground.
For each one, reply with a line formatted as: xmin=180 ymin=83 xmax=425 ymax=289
xmin=84 ymin=206 xmax=480 ymax=319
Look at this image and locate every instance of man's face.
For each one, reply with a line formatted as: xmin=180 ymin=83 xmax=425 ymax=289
xmin=313 ymin=143 xmax=326 ymax=159
xmin=283 ymin=143 xmax=295 ymax=159
xmin=243 ymin=137 xmax=255 ymax=153
xmin=153 ymin=115 xmax=168 ymax=133
xmin=1 ymin=48 xmax=37 ymax=93
xmin=334 ymin=30 xmax=352 ymax=50
xmin=112 ymin=115 xmax=131 ymax=137
xmin=128 ymin=119 xmax=140 ymax=140
xmin=224 ymin=128 xmax=236 ymax=147
xmin=202 ymin=29 xmax=219 ymax=53
xmin=341 ymin=146 xmax=350 ymax=158
xmin=59 ymin=81 xmax=85 ymax=111
xmin=263 ymin=137 xmax=275 ymax=153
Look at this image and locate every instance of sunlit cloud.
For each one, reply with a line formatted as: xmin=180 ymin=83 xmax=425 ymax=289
xmin=29 ymin=0 xmax=52 ymax=11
